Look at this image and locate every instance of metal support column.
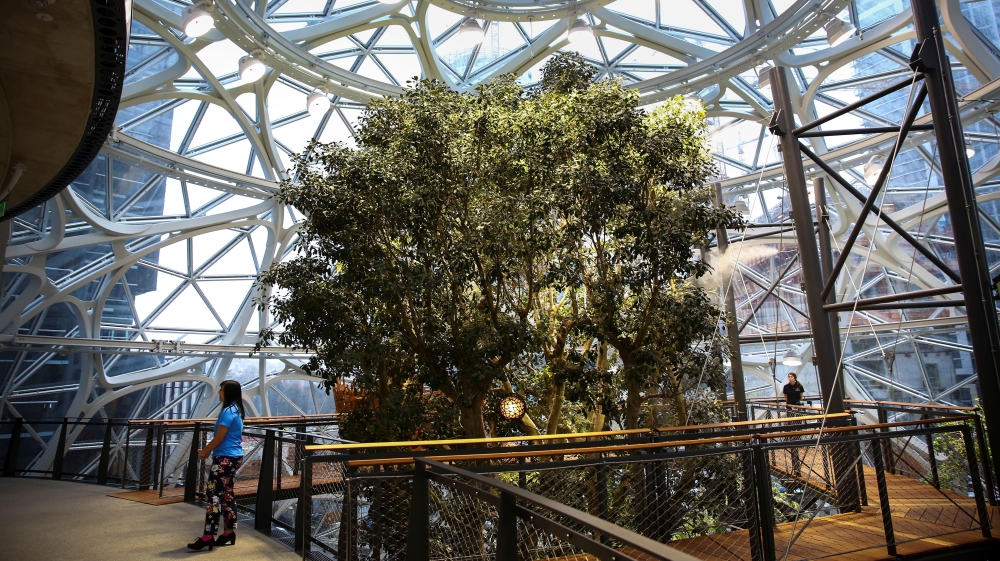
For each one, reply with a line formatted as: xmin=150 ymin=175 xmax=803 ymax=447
xmin=813 ymin=178 xmax=841 ymax=363
xmin=768 ymin=67 xmax=845 ymax=416
xmin=770 ymin=67 xmax=859 ymax=513
xmin=911 ymin=0 xmax=1000 ymax=490
xmin=715 ymin=182 xmax=749 ymax=421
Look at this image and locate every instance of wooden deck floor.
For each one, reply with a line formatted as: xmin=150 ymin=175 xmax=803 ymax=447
xmin=666 ymin=460 xmax=997 ymax=561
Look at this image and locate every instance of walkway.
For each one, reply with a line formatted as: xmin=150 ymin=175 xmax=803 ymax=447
xmin=667 ymin=459 xmax=998 ymax=561
xmin=0 ymin=478 xmax=300 ymax=561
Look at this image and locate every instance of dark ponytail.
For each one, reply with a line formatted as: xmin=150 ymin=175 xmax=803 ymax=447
xmin=220 ymin=380 xmax=246 ymax=420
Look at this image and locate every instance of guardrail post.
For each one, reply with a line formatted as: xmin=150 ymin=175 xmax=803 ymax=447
xmin=406 ymin=460 xmax=429 ymax=561
xmin=596 ymin=461 xmax=609 ymax=521
xmin=4 ymin=418 xmax=23 ymax=477
xmin=496 ymin=490 xmax=518 ymax=561
xmin=97 ymin=417 xmax=113 ymax=485
xmin=184 ymin=423 xmax=200 ymax=503
xmin=961 ymin=426 xmax=992 ymax=538
xmin=52 ymin=418 xmax=67 ymax=480
xmin=972 ymin=414 xmax=997 ymax=505
xmin=850 ymin=417 xmax=868 ymax=506
xmin=157 ymin=425 xmax=167 ymax=497
xmin=256 ymin=430 xmax=276 ymax=532
xmin=372 ymin=472 xmax=385 ymax=561
xmin=139 ymin=423 xmax=154 ymax=490
xmin=752 ymin=442 xmax=776 ymax=561
xmin=923 ymin=415 xmax=939 ymax=489
xmin=870 ymin=436 xmax=896 ymax=557
xmin=298 ymin=457 xmax=313 ymax=557
xmin=122 ymin=422 xmax=131 ymax=488
xmin=518 ymin=456 xmax=526 ymax=488
xmin=653 ymin=459 xmax=669 ymax=540
xmin=876 ymin=405 xmax=896 ymax=474
xmin=743 ymin=446 xmax=764 ymax=561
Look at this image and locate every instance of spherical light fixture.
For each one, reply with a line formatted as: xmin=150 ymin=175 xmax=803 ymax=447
xmin=863 ymin=155 xmax=883 ymax=185
xmin=498 ymin=393 xmax=526 ymax=421
xmin=182 ymin=2 xmax=214 ymax=38
xmin=965 ymin=137 xmax=976 ymax=158
xmin=458 ymin=18 xmax=484 ymax=49
xmin=239 ymin=52 xmax=267 ymax=82
xmin=307 ymin=91 xmax=331 ymax=117
xmin=824 ymin=17 xmax=856 ymax=47
xmin=782 ymin=347 xmax=803 ymax=367
xmin=568 ymin=18 xmax=594 ymax=45
xmin=756 ymin=62 xmax=774 ymax=88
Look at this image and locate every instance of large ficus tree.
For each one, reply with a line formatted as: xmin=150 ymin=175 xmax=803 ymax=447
xmin=258 ymin=53 xmax=739 ymax=439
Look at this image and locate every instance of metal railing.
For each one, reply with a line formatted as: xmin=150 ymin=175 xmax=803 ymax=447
xmin=4 ymin=408 xmax=995 ymax=561
xmin=295 ymin=413 xmax=994 ymax=561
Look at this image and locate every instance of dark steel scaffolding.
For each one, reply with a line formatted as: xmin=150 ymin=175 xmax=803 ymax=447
xmin=763 ymin=0 xmax=1000 ymax=488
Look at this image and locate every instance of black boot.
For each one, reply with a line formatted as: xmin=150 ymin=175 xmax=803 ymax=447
xmin=187 ymin=536 xmax=215 ymax=551
xmin=215 ymin=531 xmax=236 ymax=546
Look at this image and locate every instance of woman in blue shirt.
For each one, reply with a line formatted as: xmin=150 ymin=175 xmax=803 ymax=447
xmin=188 ymin=380 xmax=246 ymax=550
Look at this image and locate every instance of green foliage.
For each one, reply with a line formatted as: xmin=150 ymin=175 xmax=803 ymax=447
xmin=931 ymin=420 xmax=977 ymax=495
xmin=257 ymin=56 xmax=741 ymax=441
xmin=538 ymin=52 xmax=599 ymax=94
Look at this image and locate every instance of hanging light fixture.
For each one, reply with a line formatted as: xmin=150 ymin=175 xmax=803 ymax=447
xmin=782 ymin=346 xmax=803 ymax=367
xmin=239 ymin=52 xmax=267 ymax=82
xmin=307 ymin=90 xmax=331 ymax=117
xmin=965 ymin=137 xmax=976 ymax=158
xmin=568 ymin=18 xmax=594 ymax=45
xmin=733 ymin=199 xmax=750 ymax=217
xmin=182 ymin=2 xmax=214 ymax=38
xmin=863 ymin=155 xmax=883 ymax=185
xmin=824 ymin=17 xmax=856 ymax=47
xmin=498 ymin=393 xmax=526 ymax=420
xmin=756 ymin=62 xmax=774 ymax=88
xmin=458 ymin=17 xmax=484 ymax=48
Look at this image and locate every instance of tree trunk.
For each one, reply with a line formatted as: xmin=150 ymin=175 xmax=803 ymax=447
xmin=545 ymin=381 xmax=566 ymax=434
xmin=625 ymin=377 xmax=643 ymax=430
xmin=459 ymin=392 xmax=487 ymax=439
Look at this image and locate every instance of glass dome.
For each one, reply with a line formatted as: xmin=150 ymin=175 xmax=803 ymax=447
xmin=2 ymin=0 xmax=1000 ymax=464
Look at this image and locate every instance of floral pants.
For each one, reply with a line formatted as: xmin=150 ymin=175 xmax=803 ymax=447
xmin=204 ymin=455 xmax=243 ymax=535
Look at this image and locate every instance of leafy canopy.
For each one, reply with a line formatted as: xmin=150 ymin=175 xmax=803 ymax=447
xmin=258 ymin=54 xmax=741 ymax=440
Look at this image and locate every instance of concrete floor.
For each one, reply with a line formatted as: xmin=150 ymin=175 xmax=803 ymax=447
xmin=0 ymin=478 xmax=300 ymax=561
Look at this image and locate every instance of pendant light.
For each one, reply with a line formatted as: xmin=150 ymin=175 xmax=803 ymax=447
xmin=307 ymin=91 xmax=331 ymax=117
xmin=458 ymin=17 xmax=484 ymax=48
xmin=756 ymin=62 xmax=774 ymax=88
xmin=733 ymin=199 xmax=750 ymax=218
xmin=824 ymin=17 xmax=856 ymax=47
xmin=568 ymin=18 xmax=594 ymax=45
xmin=239 ymin=52 xmax=267 ymax=82
xmin=965 ymin=137 xmax=976 ymax=158
xmin=182 ymin=2 xmax=214 ymax=38
xmin=782 ymin=346 xmax=803 ymax=367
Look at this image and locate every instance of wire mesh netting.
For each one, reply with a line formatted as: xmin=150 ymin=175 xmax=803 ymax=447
xmin=516 ymin=452 xmax=759 ymax=560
